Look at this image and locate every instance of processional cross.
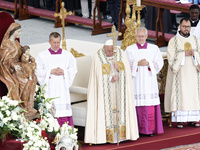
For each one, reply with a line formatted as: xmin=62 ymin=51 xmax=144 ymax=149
xmin=107 ymin=25 xmax=122 ymax=146
xmin=54 ymin=2 xmax=72 ymax=50
xmin=107 ymin=25 xmax=122 ymax=52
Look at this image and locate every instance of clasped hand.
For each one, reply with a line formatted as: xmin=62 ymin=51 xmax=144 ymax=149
xmin=51 ymin=67 xmax=64 ymax=75
xmin=113 ymin=63 xmax=119 ymax=72
xmin=138 ymin=59 xmax=149 ymax=66
xmin=185 ymin=49 xmax=194 ymax=56
xmin=111 ymin=75 xmax=118 ymax=82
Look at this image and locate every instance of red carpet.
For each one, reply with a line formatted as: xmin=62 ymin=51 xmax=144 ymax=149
xmin=80 ymin=122 xmax=200 ymax=150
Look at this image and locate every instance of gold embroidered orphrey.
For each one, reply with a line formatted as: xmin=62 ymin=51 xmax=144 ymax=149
xmin=106 ymin=129 xmax=114 ymax=143
xmin=102 ymin=63 xmax=110 ymax=75
xmin=116 ymin=61 xmax=125 ymax=71
xmin=184 ymin=42 xmax=192 ymax=51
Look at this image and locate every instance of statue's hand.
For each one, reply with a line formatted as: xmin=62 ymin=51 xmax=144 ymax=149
xmin=14 ymin=65 xmax=21 ymax=71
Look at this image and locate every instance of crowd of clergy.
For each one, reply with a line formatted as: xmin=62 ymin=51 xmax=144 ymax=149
xmin=34 ymin=4 xmax=200 ymax=144
xmin=2 ymin=3 xmax=200 ymax=145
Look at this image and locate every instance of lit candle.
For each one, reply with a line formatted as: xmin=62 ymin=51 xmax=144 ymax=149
xmin=137 ymin=0 xmax=141 ymax=7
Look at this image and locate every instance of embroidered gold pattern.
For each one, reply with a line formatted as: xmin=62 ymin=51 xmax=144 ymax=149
xmin=116 ymin=61 xmax=125 ymax=71
xmin=102 ymin=63 xmax=110 ymax=75
xmin=184 ymin=42 xmax=192 ymax=51
xmin=106 ymin=129 xmax=114 ymax=143
xmin=120 ymin=125 xmax=126 ymax=139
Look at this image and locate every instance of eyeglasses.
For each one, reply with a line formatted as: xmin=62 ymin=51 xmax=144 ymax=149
xmin=181 ymin=26 xmax=191 ymax=29
xmin=136 ymin=35 xmax=147 ymax=38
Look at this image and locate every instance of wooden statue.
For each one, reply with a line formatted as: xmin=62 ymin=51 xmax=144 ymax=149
xmin=0 ymin=23 xmax=38 ymax=119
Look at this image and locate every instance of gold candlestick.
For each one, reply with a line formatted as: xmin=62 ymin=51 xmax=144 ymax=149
xmin=121 ymin=0 xmax=145 ymax=50
xmin=54 ymin=2 xmax=72 ymax=50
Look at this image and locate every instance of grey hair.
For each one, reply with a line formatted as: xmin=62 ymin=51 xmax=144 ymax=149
xmin=135 ymin=27 xmax=148 ymax=35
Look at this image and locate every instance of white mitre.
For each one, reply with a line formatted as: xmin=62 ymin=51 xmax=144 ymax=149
xmin=104 ymin=39 xmax=113 ymax=46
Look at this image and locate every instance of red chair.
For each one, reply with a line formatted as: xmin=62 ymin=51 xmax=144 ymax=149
xmin=0 ymin=11 xmax=16 ymax=97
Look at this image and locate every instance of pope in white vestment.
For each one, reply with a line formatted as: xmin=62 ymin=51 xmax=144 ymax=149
xmin=84 ymin=39 xmax=139 ymax=144
xmin=125 ymin=27 xmax=164 ymax=136
xmin=165 ymin=18 xmax=200 ymax=128
xmin=36 ymin=32 xmax=77 ymax=127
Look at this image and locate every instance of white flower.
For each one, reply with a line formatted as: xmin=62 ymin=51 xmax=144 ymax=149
xmin=44 ymin=93 xmax=48 ymax=99
xmin=0 ymin=101 xmax=4 ymax=107
xmin=11 ymin=111 xmax=18 ymax=120
xmin=6 ymin=110 xmax=11 ymax=116
xmin=70 ymin=133 xmax=78 ymax=140
xmin=2 ymin=117 xmax=9 ymax=124
xmin=45 ymin=102 xmax=52 ymax=110
xmin=35 ymin=85 xmax=39 ymax=92
xmin=27 ymin=131 xmax=33 ymax=137
xmin=47 ymin=126 xmax=53 ymax=132
xmin=11 ymin=100 xmax=19 ymax=106
xmin=0 ymin=112 xmax=3 ymax=119
xmin=27 ymin=140 xmax=33 ymax=146
xmin=2 ymin=96 xmax=10 ymax=102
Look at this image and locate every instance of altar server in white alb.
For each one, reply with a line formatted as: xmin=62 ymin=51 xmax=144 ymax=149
xmin=125 ymin=27 xmax=164 ymax=136
xmin=165 ymin=18 xmax=200 ymax=128
xmin=85 ymin=39 xmax=139 ymax=144
xmin=36 ymin=32 xmax=77 ymax=127
xmin=189 ymin=4 xmax=200 ymax=39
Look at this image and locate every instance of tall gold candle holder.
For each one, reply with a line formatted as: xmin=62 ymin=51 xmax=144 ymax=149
xmin=121 ymin=0 xmax=145 ymax=50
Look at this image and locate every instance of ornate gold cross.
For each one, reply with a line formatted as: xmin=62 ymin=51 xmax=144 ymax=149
xmin=54 ymin=2 xmax=72 ymax=50
xmin=107 ymin=25 xmax=122 ymax=52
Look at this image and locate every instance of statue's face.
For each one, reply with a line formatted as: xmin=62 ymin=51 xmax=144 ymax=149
xmin=49 ymin=36 xmax=61 ymax=51
xmin=136 ymin=30 xmax=147 ymax=45
xmin=25 ymin=49 xmax=30 ymax=54
xmin=104 ymin=45 xmax=114 ymax=57
xmin=13 ymin=29 xmax=21 ymax=39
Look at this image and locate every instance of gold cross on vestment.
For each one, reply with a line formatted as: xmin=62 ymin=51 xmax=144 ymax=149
xmin=54 ymin=2 xmax=72 ymax=50
xmin=107 ymin=25 xmax=122 ymax=52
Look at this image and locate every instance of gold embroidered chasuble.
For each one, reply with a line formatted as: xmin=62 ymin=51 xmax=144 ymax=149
xmin=85 ymin=48 xmax=139 ymax=144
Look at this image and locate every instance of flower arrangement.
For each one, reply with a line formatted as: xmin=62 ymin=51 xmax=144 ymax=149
xmin=22 ymin=121 xmax=50 ymax=150
xmin=39 ymin=112 xmax=60 ymax=133
xmin=34 ymin=84 xmax=55 ymax=114
xmin=0 ymin=84 xmax=79 ymax=149
xmin=0 ymin=94 xmax=24 ymax=141
xmin=59 ymin=122 xmax=78 ymax=143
